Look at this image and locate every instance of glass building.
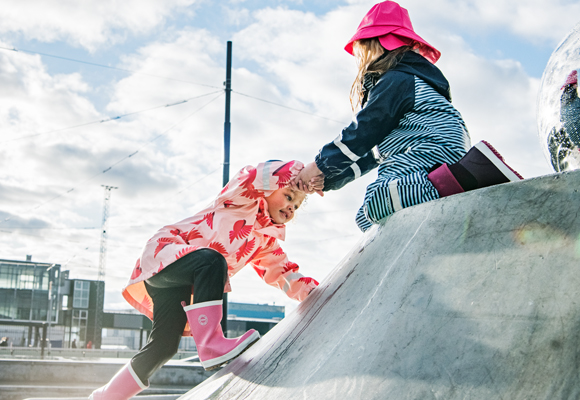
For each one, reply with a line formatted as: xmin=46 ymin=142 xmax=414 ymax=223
xmin=0 ymin=257 xmax=285 ymax=351
xmin=0 ymin=257 xmax=61 ymax=323
xmin=0 ymin=257 xmax=104 ymax=348
xmin=60 ymin=278 xmax=105 ymax=348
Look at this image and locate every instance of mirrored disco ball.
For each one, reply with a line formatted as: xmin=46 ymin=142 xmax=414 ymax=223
xmin=537 ymin=21 xmax=580 ymax=172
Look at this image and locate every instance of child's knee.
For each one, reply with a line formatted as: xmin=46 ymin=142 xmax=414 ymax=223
xmin=204 ymin=249 xmax=228 ymax=280
xmin=159 ymin=340 xmax=180 ymax=363
xmin=194 ymin=248 xmax=228 ymax=292
xmin=212 ymin=252 xmax=228 ymax=275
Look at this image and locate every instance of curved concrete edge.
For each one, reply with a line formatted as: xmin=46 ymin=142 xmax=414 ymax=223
xmin=180 ymin=170 xmax=580 ymax=399
xmin=6 ymin=356 xmax=209 ymax=400
xmin=0 ymin=357 xmax=210 ymax=386
xmin=24 ymin=397 xmax=180 ymax=400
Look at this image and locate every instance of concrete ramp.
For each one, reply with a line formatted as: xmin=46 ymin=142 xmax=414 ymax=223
xmin=182 ymin=171 xmax=580 ymax=400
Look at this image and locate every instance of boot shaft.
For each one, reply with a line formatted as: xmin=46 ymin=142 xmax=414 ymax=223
xmin=89 ymin=362 xmax=148 ymax=400
xmin=183 ymin=300 xmax=260 ymax=370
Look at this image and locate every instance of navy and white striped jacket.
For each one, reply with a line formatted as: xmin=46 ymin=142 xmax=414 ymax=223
xmin=315 ymin=51 xmax=470 ymax=230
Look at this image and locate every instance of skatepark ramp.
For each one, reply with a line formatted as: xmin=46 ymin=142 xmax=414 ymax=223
xmin=181 ymin=170 xmax=580 ymax=400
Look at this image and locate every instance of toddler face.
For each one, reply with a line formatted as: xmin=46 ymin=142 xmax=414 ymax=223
xmin=265 ymin=187 xmax=306 ymax=224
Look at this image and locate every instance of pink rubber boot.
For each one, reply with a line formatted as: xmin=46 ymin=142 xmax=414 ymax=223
xmin=426 ymin=162 xmax=465 ymax=197
xmin=428 ymin=141 xmax=523 ymax=197
xmin=89 ymin=361 xmax=148 ymax=400
xmin=183 ymin=300 xmax=260 ymax=370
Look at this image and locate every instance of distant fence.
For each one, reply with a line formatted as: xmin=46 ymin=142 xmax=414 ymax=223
xmin=0 ymin=346 xmax=197 ymax=360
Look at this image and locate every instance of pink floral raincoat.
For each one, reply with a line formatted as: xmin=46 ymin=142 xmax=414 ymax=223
xmin=122 ymin=160 xmax=319 ymax=329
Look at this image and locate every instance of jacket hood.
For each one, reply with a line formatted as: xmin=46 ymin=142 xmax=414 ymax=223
xmin=389 ymin=51 xmax=451 ymax=100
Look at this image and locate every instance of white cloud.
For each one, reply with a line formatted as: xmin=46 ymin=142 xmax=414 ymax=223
xmin=233 ymin=5 xmax=358 ymax=115
xmin=0 ymin=48 xmax=97 ymax=135
xmin=435 ymin=34 xmax=551 ymax=177
xmin=400 ymin=0 xmax=580 ymax=46
xmin=0 ymin=46 xmax=105 ymax=219
xmin=0 ymin=0 xmax=197 ymax=51
xmin=223 ymin=5 xmax=252 ymax=27
xmin=0 ymin=0 xmax=564 ymax=313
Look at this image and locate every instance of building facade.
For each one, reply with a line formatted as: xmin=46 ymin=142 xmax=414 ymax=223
xmin=59 ymin=277 xmax=105 ymax=348
xmin=0 ymin=257 xmax=62 ymax=347
xmin=0 ymin=257 xmax=285 ymax=351
xmin=227 ymin=302 xmax=285 ymax=337
xmin=0 ymin=257 xmax=106 ymax=348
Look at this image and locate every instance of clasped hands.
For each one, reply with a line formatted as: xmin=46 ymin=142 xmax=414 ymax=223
xmin=291 ymin=162 xmax=325 ymax=196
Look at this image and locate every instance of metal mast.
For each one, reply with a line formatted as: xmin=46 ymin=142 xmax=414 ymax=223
xmin=94 ymin=185 xmax=117 ymax=348
xmin=223 ymin=40 xmax=232 ymax=187
xmin=221 ymin=41 xmax=232 ymax=335
xmin=98 ymin=185 xmax=117 ymax=281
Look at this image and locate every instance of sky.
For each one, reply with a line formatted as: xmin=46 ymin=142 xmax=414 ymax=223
xmin=0 ymin=0 xmax=577 ymax=315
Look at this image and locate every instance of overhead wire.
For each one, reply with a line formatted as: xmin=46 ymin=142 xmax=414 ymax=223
xmin=1 ymin=92 xmax=224 ymax=225
xmin=1 ymin=44 xmax=357 ymax=247
xmin=0 ymin=45 xmax=348 ymax=132
xmin=0 ymin=90 xmax=223 ymax=144
xmin=233 ymin=91 xmax=348 ymax=125
xmin=0 ymin=168 xmax=222 ymax=232
xmin=0 ymin=45 xmax=223 ymax=90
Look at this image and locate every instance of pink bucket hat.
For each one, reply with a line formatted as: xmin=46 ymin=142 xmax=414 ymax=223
xmin=561 ymin=69 xmax=578 ymax=89
xmin=345 ymin=1 xmax=441 ymax=64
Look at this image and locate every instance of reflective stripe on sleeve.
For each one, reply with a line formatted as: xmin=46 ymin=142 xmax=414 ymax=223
xmin=334 ymin=136 xmax=360 ymax=162
xmin=350 ymin=163 xmax=361 ymax=179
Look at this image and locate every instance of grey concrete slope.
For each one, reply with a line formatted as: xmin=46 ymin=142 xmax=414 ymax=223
xmin=8 ymin=358 xmax=212 ymax=400
xmin=181 ymin=170 xmax=580 ymax=400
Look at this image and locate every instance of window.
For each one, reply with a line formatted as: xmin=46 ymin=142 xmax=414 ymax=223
xmin=73 ymin=281 xmax=90 ymax=308
xmin=61 ymin=295 xmax=69 ymax=309
xmin=19 ymin=274 xmax=34 ymax=290
xmin=0 ymin=264 xmax=19 ymax=289
xmin=71 ymin=309 xmax=88 ymax=345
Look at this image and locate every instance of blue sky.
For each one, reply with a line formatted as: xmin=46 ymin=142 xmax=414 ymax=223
xmin=0 ymin=0 xmax=578 ymax=314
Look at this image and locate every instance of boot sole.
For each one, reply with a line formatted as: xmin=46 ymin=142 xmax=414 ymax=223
xmin=476 ymin=141 xmax=523 ymax=181
xmin=202 ymin=331 xmax=261 ymax=371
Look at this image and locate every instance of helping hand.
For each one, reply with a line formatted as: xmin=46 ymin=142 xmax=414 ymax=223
xmin=291 ymin=162 xmax=325 ymax=196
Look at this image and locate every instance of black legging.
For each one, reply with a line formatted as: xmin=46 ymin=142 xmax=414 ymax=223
xmin=130 ymin=248 xmax=228 ymax=383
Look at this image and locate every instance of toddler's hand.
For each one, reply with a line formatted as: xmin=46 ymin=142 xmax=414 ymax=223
xmin=291 ymin=162 xmax=325 ymax=196
xmin=309 ymin=175 xmax=325 ymax=196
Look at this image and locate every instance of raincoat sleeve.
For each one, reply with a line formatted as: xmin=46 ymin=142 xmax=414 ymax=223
xmin=315 ymin=71 xmax=415 ymax=188
xmin=323 ymin=150 xmax=379 ymax=191
xmin=216 ymin=160 xmax=305 ymax=205
xmin=250 ymin=239 xmax=318 ymax=302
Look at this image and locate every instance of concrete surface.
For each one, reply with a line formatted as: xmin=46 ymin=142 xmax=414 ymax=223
xmin=0 ymin=347 xmax=196 ymax=360
xmin=0 ymin=357 xmax=208 ymax=386
xmin=181 ymin=170 xmax=580 ymax=400
xmin=1 ymin=357 xmax=213 ymax=400
xmin=24 ymin=397 xmax=179 ymax=400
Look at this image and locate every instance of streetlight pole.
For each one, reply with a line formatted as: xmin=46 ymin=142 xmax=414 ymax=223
xmin=45 ymin=263 xmax=57 ymax=354
xmin=222 ymin=41 xmax=232 ymax=335
xmin=224 ymin=41 xmax=232 ymax=187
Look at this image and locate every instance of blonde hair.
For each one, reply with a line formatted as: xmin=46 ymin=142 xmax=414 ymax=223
xmin=349 ymin=39 xmax=418 ymax=111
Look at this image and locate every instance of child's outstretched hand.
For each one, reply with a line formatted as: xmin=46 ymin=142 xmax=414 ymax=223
xmin=291 ymin=162 xmax=325 ymax=196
